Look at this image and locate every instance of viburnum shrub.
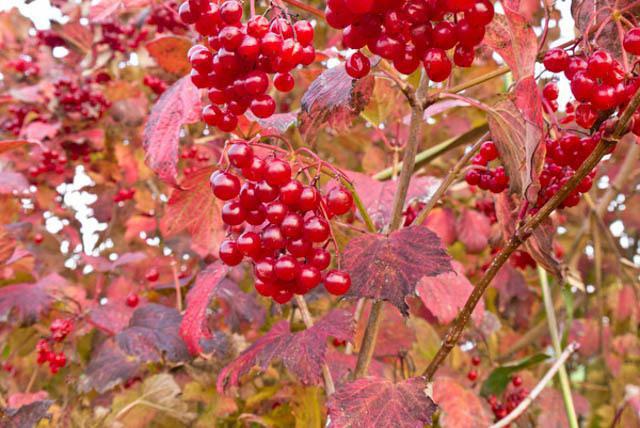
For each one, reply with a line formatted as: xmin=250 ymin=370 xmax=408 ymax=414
xmin=2 ymin=0 xmax=640 ymax=426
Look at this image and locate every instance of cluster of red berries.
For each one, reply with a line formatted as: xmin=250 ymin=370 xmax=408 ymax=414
xmin=7 ymin=55 xmax=40 ymax=78
xmin=113 ymin=187 xmax=136 ymax=203
xmin=143 ymin=75 xmax=169 ymax=95
xmin=28 ymin=148 xmax=68 ymax=178
xmin=147 ymin=1 xmax=189 ymax=34
xmin=474 ymin=198 xmax=496 ymax=223
xmin=181 ymin=145 xmax=212 ymax=176
xmin=98 ymin=21 xmax=149 ymax=53
xmin=325 ymin=0 xmax=495 ymax=81
xmin=464 ymin=141 xmax=509 ymax=193
xmin=63 ymin=140 xmax=93 ymax=163
xmin=542 ymin=47 xmax=639 ymax=132
xmin=36 ymin=318 xmax=73 ymax=374
xmin=510 ymin=249 xmax=536 ymax=270
xmin=54 ymin=78 xmax=111 ymax=122
xmin=180 ymin=0 xmax=316 ymax=132
xmin=210 ymin=141 xmax=353 ymax=303
xmin=487 ymin=376 xmax=527 ymax=422
xmin=36 ymin=30 xmax=66 ymax=48
xmin=1 ymin=104 xmax=40 ymax=135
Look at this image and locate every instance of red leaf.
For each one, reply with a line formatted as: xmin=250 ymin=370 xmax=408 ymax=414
xmin=180 ymin=262 xmax=228 ymax=355
xmin=124 ymin=215 xmax=157 ymax=242
xmin=0 ymin=274 xmax=68 ymax=325
xmin=19 ymin=121 xmax=60 ymax=141
xmin=492 ymin=263 xmax=532 ymax=311
xmin=572 ymin=0 xmax=632 ymax=59
xmin=347 ymin=171 xmax=441 ymax=229
xmin=422 ymin=207 xmax=457 ymax=246
xmin=0 ymin=172 xmax=28 ymax=195
xmin=326 ymin=349 xmax=386 ymax=385
xmin=0 ymin=400 xmax=53 ymax=428
xmin=87 ymin=303 xmax=135 ymax=335
xmin=537 ymin=388 xmax=590 ymax=427
xmin=0 ymin=139 xmax=29 ymax=154
xmin=216 ymin=278 xmax=266 ymax=331
xmin=484 ymin=8 xmax=538 ymax=80
xmin=327 ymin=377 xmax=437 ymax=428
xmin=245 ymin=111 xmax=298 ymax=135
xmin=160 ymin=166 xmax=224 ymax=256
xmin=343 ymin=225 xmax=453 ymax=315
xmin=82 ymin=252 xmax=146 ymax=272
xmin=146 ymin=36 xmax=192 ymax=75
xmin=433 ymin=377 xmax=493 ymax=427
xmin=89 ymin=0 xmax=150 ymax=22
xmin=143 ymin=76 xmax=201 ymax=185
xmin=299 ymin=64 xmax=375 ymax=138
xmin=417 ymin=261 xmax=484 ymax=325
xmin=7 ymin=391 xmax=48 ymax=409
xmin=355 ymin=304 xmax=415 ymax=357
xmin=455 ymin=209 xmax=492 ymax=253
xmin=217 ymin=310 xmax=352 ymax=391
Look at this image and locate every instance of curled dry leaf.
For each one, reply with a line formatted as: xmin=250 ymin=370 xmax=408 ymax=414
xmin=343 ymin=225 xmax=453 ymax=315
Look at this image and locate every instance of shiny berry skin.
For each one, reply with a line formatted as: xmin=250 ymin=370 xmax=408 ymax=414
xmin=261 ymin=32 xmax=284 ymax=55
xmin=287 ymin=238 xmax=311 ymax=257
xmin=221 ymin=200 xmax=245 ymax=225
xmin=467 ymin=369 xmax=478 ymax=381
xmin=466 ymin=0 xmax=494 ymax=25
xmin=211 ymin=171 xmax=241 ymax=200
xmin=298 ymin=186 xmax=320 ymax=211
xmin=471 ymin=355 xmax=481 ymax=366
xmin=219 ymin=1 xmax=242 ymax=24
xmin=126 ymin=293 xmax=140 ymax=308
xmin=228 ymin=142 xmax=253 ymax=168
xmin=423 ymin=48 xmax=451 ymax=82
xmin=261 ymin=224 xmax=286 ymax=250
xmin=543 ymin=48 xmax=569 ymax=72
xmin=266 ymin=201 xmax=288 ymax=224
xmin=346 ymin=52 xmax=371 ymax=79
xmin=480 ymin=141 xmax=498 ymax=161
xmin=453 ymin=45 xmax=475 ymax=67
xmin=265 ymin=159 xmax=291 ymax=187
xmin=308 ymin=248 xmax=331 ymax=270
xmin=303 ymin=216 xmax=330 ymax=242
xmin=543 ymin=82 xmax=559 ymax=100
xmin=250 ymin=94 xmax=276 ymax=118
xmin=236 ymin=231 xmax=261 ymax=257
xmin=512 ymin=375 xmax=523 ymax=387
xmin=219 ymin=240 xmax=243 ymax=266
xmin=255 ymin=279 xmax=278 ymax=296
xmin=465 ymin=169 xmax=480 ymax=186
xmin=218 ymin=112 xmax=238 ymax=132
xmin=280 ymin=213 xmax=304 ymax=239
xmin=202 ymin=104 xmax=222 ymax=126
xmin=33 ymin=233 xmax=44 ymax=244
xmin=145 ymin=268 xmax=160 ymax=282
xmin=242 ymin=157 xmax=266 ymax=181
xmin=293 ymin=20 xmax=314 ymax=46
xmin=624 ymin=28 xmax=640 ymax=55
xmin=273 ymin=72 xmax=295 ymax=92
xmin=275 ymin=255 xmax=299 ymax=281
xmin=280 ymin=180 xmax=303 ymax=205
xmin=326 ymin=186 xmax=353 ymax=215
xmin=586 ymin=49 xmax=613 ymax=79
xmin=256 ymin=180 xmax=279 ymax=202
xmin=247 ymin=15 xmax=269 ymax=37
xmin=297 ymin=265 xmax=321 ymax=291
xmin=324 ymin=270 xmax=351 ymax=295
xmin=254 ymin=257 xmax=276 ymax=282
xmin=272 ymin=288 xmax=293 ymax=304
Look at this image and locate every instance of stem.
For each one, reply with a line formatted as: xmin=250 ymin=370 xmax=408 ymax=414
xmin=353 ymin=73 xmax=429 ymax=379
xmin=345 ymin=298 xmax=366 ymax=355
xmin=427 ymin=66 xmax=511 ymax=105
xmin=294 ymin=295 xmax=336 ymax=395
xmin=171 ymin=262 xmax=183 ymax=312
xmin=412 ymin=133 xmax=486 ymax=226
xmin=280 ymin=0 xmax=325 ymax=19
xmin=422 ymin=85 xmax=640 ymax=381
xmin=342 ymin=180 xmax=377 ymax=233
xmin=538 ymin=267 xmax=579 ymax=428
xmin=489 ymin=342 xmax=580 ymax=428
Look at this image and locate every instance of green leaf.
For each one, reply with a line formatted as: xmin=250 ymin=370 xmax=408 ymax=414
xmin=480 ymin=353 xmax=549 ymax=397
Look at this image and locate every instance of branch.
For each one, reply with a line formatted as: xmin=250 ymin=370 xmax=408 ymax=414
xmin=171 ymin=261 xmax=183 ymax=312
xmin=538 ymin=266 xmax=579 ymax=428
xmin=422 ymin=86 xmax=640 ymax=381
xmin=489 ymin=342 xmax=580 ymax=428
xmin=280 ymin=0 xmax=325 ymax=19
xmin=352 ymin=73 xmax=429 ymax=379
xmin=294 ymin=295 xmax=336 ymax=395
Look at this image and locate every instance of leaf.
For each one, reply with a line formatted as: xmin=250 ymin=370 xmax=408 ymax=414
xmin=455 ymin=209 xmax=491 ymax=253
xmin=0 ymin=172 xmax=28 ymax=195
xmin=417 ymin=261 xmax=484 ymax=326
xmin=488 ymin=77 xmax=544 ymax=203
xmin=216 ymin=278 xmax=266 ymax=331
xmin=82 ymin=251 xmax=146 ymax=272
xmin=492 ymin=263 xmax=532 ymax=311
xmin=434 ymin=377 xmax=492 ymax=428
xmin=299 ymin=64 xmax=375 ymax=139
xmin=160 ymin=166 xmax=224 ymax=256
xmin=143 ymin=76 xmax=201 ymax=185
xmin=423 ymin=99 xmax=470 ymax=120
xmin=480 ymin=353 xmax=548 ymax=396
xmin=422 ymin=207 xmax=457 ymax=246
xmin=537 ymin=388 xmax=590 ymax=427
xmin=146 ymin=36 xmax=192 ymax=75
xmin=572 ymin=0 xmax=634 ymax=59
xmin=50 ymin=21 xmax=94 ymax=54
xmin=327 ymin=377 xmax=436 ymax=428
xmin=0 ymin=139 xmax=29 ymax=154
xmin=217 ymin=310 xmax=352 ymax=391
xmin=343 ymin=225 xmax=453 ymax=315
xmin=180 ymin=262 xmax=228 ymax=355
xmin=0 ymin=274 xmax=68 ymax=325
xmin=19 ymin=121 xmax=60 ymax=141
xmin=483 ymin=7 xmax=538 ymax=80
xmin=347 ymin=171 xmax=441 ymax=229
xmin=0 ymin=400 xmax=53 ymax=428
xmin=354 ymin=304 xmax=415 ymax=357
xmin=246 ymin=111 xmax=298 ymax=135
xmin=87 ymin=302 xmax=134 ymax=335
xmin=89 ymin=0 xmax=150 ymax=22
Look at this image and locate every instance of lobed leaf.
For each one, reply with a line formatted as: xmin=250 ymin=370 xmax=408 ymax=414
xmin=480 ymin=353 xmax=548 ymax=397
xmin=434 ymin=377 xmax=493 ymax=427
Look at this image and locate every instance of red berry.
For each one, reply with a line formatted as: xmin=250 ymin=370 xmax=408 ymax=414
xmin=586 ymin=49 xmax=613 ymax=79
xmin=293 ymin=20 xmax=314 ymax=46
xmin=298 ymin=186 xmax=320 ymax=212
xmin=261 ymin=224 xmax=286 ymax=250
xmin=274 ymin=255 xmax=299 ymax=281
xmin=221 ymin=200 xmax=246 ymax=225
xmin=345 ymin=52 xmax=371 ymax=79
xmin=247 ymin=15 xmax=269 ymax=37
xmin=480 ymin=140 xmax=498 ymax=161
xmin=308 ymin=248 xmax=331 ymax=270
xmin=453 ymin=45 xmax=475 ymax=67
xmin=256 ymin=180 xmax=280 ymax=202
xmin=512 ymin=375 xmax=523 ymax=387
xmin=272 ymin=288 xmax=293 ymax=304
xmin=254 ymin=257 xmax=276 ymax=282
xmin=255 ymin=279 xmax=278 ymax=296
xmin=236 ymin=231 xmax=262 ymax=257
xmin=543 ymin=82 xmax=559 ymax=100
xmin=624 ymin=28 xmax=640 ymax=55
xmin=33 ymin=233 xmax=44 ymax=244
xmin=145 ymin=267 xmax=160 ymax=282
xmin=467 ymin=369 xmax=478 ymax=381
xmin=303 ymin=216 xmax=330 ymax=242
xmin=126 ymin=292 xmax=140 ymax=308
xmin=280 ymin=213 xmax=304 ymax=239
xmin=326 ymin=186 xmax=353 ymax=215
xmin=265 ymin=159 xmax=291 ymax=187
xmin=211 ymin=171 xmax=241 ymax=200
xmin=324 ymin=270 xmax=351 ymax=295
xmin=280 ymin=180 xmax=303 ymax=205
xmin=423 ymin=48 xmax=451 ymax=82
xmin=228 ymin=142 xmax=253 ymax=168
xmin=466 ymin=0 xmax=494 ymax=26
xmin=219 ymin=0 xmax=242 ymax=24
xmin=266 ymin=201 xmax=288 ymax=224
xmin=297 ymin=265 xmax=321 ymax=292
xmin=219 ymin=239 xmax=243 ymax=266
xmin=250 ymin=94 xmax=276 ymax=118
xmin=273 ymin=72 xmax=295 ymax=92
xmin=543 ymin=48 xmax=569 ymax=72
xmin=471 ymin=355 xmax=481 ymax=366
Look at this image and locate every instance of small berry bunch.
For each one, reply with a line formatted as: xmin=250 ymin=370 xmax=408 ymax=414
xmin=324 ymin=0 xmax=495 ymax=81
xmin=180 ymin=0 xmax=316 ymax=132
xmin=147 ymin=1 xmax=189 ymax=34
xmin=113 ymin=187 xmax=136 ymax=203
xmin=464 ymin=140 xmax=509 ymax=193
xmin=53 ymin=78 xmax=111 ymax=123
xmin=487 ymin=376 xmax=527 ymax=422
xmin=474 ymin=198 xmax=496 ymax=223
xmin=36 ymin=30 xmax=66 ymax=48
xmin=181 ymin=145 xmax=212 ymax=176
xmin=28 ymin=148 xmax=68 ymax=178
xmin=6 ymin=55 xmax=41 ymax=78
xmin=98 ymin=21 xmax=149 ymax=53
xmin=1 ymin=104 xmax=41 ymax=135
xmin=36 ymin=318 xmax=73 ymax=374
xmin=143 ymin=75 xmax=169 ymax=95
xmin=210 ymin=140 xmax=353 ymax=304
xmin=510 ymin=249 xmax=536 ymax=270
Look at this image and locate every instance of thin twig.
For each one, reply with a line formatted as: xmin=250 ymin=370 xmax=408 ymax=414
xmin=489 ymin=342 xmax=580 ymax=428
xmin=345 ymin=298 xmax=366 ymax=355
xmin=294 ymin=295 xmax=336 ymax=395
xmin=171 ymin=261 xmax=183 ymax=312
xmin=422 ymin=86 xmax=640 ymax=381
xmin=280 ymin=0 xmax=324 ymax=18
xmin=538 ymin=267 xmax=579 ymax=428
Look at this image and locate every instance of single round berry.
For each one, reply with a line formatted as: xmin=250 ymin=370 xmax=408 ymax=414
xmin=221 ymin=200 xmax=245 ymax=225
xmin=298 ymin=186 xmax=320 ymax=212
xmin=236 ymin=231 xmax=261 ymax=257
xmin=480 ymin=141 xmax=498 ymax=161
xmin=211 ymin=171 xmax=241 ymax=200
xmin=219 ymin=0 xmax=242 ymax=24
xmin=326 ymin=186 xmax=353 ymax=215
xmin=423 ymin=48 xmax=452 ymax=82
xmin=255 ymin=257 xmax=276 ymax=282
xmin=346 ymin=52 xmax=371 ymax=79
xmin=623 ymin=28 xmax=640 ymax=55
xmin=303 ymin=216 xmax=330 ymax=242
xmin=467 ymin=369 xmax=478 ymax=381
xmin=261 ymin=224 xmax=286 ymax=250
xmin=308 ymin=248 xmax=331 ymax=270
xmin=256 ymin=180 xmax=280 ymax=202
xmin=274 ymin=255 xmax=299 ymax=281
xmin=287 ymin=238 xmax=311 ymax=257
xmin=324 ymin=270 xmax=351 ymax=295
xmin=265 ymin=159 xmax=291 ymax=187
xmin=543 ymin=82 xmax=559 ymax=101
xmin=280 ymin=180 xmax=303 ymax=205
xmin=219 ymin=239 xmax=243 ymax=266
xmin=250 ymin=94 xmax=276 ymax=118
xmin=255 ymin=279 xmax=278 ymax=297
xmin=273 ymin=72 xmax=295 ymax=92
xmin=512 ymin=375 xmax=523 ymax=387
xmin=543 ymin=48 xmax=569 ymax=72
xmin=228 ymin=142 xmax=253 ymax=168
xmin=471 ymin=355 xmax=481 ymax=366
xmin=297 ymin=265 xmax=321 ymax=291
xmin=145 ymin=268 xmax=160 ymax=282
xmin=126 ymin=293 xmax=140 ymax=308
xmin=280 ymin=213 xmax=304 ymax=239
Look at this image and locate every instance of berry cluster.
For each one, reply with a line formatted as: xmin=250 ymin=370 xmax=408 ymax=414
xmin=1 ymin=104 xmax=40 ymax=135
xmin=510 ymin=249 xmax=536 ymax=270
xmin=474 ymin=198 xmax=496 ymax=223
xmin=28 ymin=148 xmax=68 ymax=178
xmin=325 ymin=0 xmax=495 ymax=81
xmin=113 ymin=187 xmax=136 ymax=203
xmin=36 ymin=318 xmax=73 ymax=374
xmin=54 ymin=78 xmax=111 ymax=122
xmin=98 ymin=21 xmax=149 ymax=53
xmin=210 ymin=141 xmax=353 ymax=304
xmin=7 ymin=55 xmax=40 ymax=78
xmin=147 ymin=1 xmax=189 ymax=34
xmin=181 ymin=145 xmax=212 ymax=176
xmin=143 ymin=75 xmax=169 ymax=95
xmin=180 ymin=0 xmax=316 ymax=132
xmin=36 ymin=30 xmax=66 ymax=48
xmin=464 ymin=141 xmax=509 ymax=193
xmin=487 ymin=377 xmax=527 ymax=422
